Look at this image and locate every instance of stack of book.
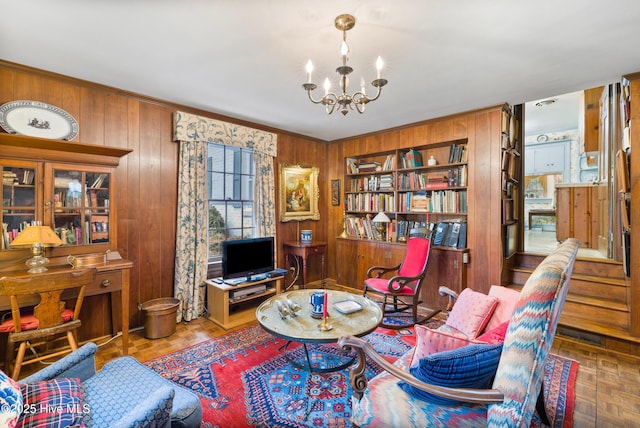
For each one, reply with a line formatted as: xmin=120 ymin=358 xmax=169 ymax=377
xmin=358 ymin=161 xmax=381 ymax=173
xmin=3 ymin=171 xmax=17 ymax=185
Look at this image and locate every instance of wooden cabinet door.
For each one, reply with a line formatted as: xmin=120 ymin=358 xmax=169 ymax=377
xmin=555 ymin=187 xmax=571 ymax=242
xmin=421 ymin=248 xmax=467 ymax=311
xmin=336 ymin=239 xmax=359 ymax=288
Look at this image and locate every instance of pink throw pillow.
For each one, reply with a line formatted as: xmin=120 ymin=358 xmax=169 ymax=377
xmin=446 ymin=288 xmax=499 ymax=339
xmin=476 ymin=321 xmax=510 ymax=344
xmin=484 ymin=285 xmax=520 ymax=332
xmin=410 ymin=324 xmax=471 ymax=368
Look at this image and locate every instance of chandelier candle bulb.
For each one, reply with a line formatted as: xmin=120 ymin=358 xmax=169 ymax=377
xmin=324 ymin=78 xmax=330 ymax=96
xmin=376 ymin=56 xmax=383 ymax=79
xmin=306 ymin=60 xmax=313 ymax=83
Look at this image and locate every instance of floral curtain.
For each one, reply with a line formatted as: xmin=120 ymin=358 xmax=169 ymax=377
xmin=173 ymin=111 xmax=277 ymax=321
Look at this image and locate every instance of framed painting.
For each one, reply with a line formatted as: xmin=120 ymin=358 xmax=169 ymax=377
xmin=279 ymin=164 xmax=320 ymax=222
xmin=331 ymin=179 xmax=341 ymax=206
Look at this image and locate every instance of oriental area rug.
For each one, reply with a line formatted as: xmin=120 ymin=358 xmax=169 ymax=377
xmin=144 ymin=323 xmax=577 ymax=428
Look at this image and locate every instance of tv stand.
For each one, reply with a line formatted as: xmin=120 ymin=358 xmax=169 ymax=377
xmin=205 ymin=276 xmax=283 ymax=329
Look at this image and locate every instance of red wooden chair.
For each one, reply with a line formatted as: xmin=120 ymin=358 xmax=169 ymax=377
xmin=363 ymin=233 xmax=437 ymax=329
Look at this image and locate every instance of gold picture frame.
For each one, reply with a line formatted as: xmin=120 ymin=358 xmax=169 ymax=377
xmin=279 ymin=164 xmax=320 ymax=222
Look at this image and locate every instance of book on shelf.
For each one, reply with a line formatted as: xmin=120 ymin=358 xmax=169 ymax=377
xmin=410 ymin=191 xmax=429 ymax=212
xmin=358 ymin=161 xmax=381 ymax=173
xmin=448 ymin=144 xmax=467 ymax=163
xmin=445 ymin=222 xmax=461 ymax=247
xmin=90 ymin=173 xmax=108 ymax=188
xmin=346 ymin=158 xmax=359 ymax=173
xmin=403 ymin=149 xmax=423 ymax=168
xmin=433 ymin=222 xmax=449 ymax=246
xmin=457 ymin=223 xmax=467 ymax=248
xmin=432 ymin=220 xmax=467 ymax=248
xmin=382 ymin=154 xmax=395 ymax=171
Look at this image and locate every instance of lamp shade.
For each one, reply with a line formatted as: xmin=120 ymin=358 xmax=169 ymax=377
xmin=372 ymin=212 xmax=391 ymax=223
xmin=10 ymin=225 xmax=63 ymax=248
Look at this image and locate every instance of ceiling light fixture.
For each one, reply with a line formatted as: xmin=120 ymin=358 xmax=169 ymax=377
xmin=535 ymin=98 xmax=557 ymax=107
xmin=302 ymin=14 xmax=388 ymax=115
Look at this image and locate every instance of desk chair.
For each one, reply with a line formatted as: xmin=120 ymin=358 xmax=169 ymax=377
xmin=0 ymin=268 xmax=96 ymax=379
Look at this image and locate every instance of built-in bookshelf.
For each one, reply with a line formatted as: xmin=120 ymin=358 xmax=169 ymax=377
xmin=343 ymin=139 xmax=468 ymax=248
xmin=500 ymin=105 xmax=521 ymax=258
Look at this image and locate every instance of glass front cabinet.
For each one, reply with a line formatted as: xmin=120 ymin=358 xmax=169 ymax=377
xmin=45 ymin=164 xmax=113 ymax=248
xmin=1 ymin=134 xmax=130 ymax=259
xmin=2 ymin=159 xmax=39 ymax=248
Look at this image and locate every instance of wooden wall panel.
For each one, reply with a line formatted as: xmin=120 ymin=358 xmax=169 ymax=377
xmin=273 ymin=133 xmax=328 ymax=284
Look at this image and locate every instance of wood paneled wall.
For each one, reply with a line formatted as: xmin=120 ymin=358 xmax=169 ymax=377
xmin=0 ymin=61 xmax=324 ymax=338
xmin=11 ymin=60 xmax=623 ymax=345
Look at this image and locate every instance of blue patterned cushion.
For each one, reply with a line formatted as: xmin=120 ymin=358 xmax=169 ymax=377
xmin=0 ymin=369 xmax=22 ymax=428
xmin=352 ymin=350 xmax=488 ymax=427
xmin=399 ymin=343 xmax=503 ymax=404
xmin=81 ymin=356 xmax=201 ymax=427
xmin=17 ymin=378 xmax=85 ymax=428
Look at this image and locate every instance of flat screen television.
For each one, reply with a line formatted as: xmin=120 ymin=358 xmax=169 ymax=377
xmin=222 ymin=236 xmax=275 ymax=279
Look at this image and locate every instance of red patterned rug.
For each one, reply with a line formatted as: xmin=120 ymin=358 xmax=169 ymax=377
xmin=144 ymin=323 xmax=577 ymax=427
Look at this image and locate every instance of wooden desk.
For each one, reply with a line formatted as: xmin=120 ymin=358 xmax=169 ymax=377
xmin=283 ymin=241 xmax=326 ymax=287
xmin=0 ymin=259 xmax=133 ymax=356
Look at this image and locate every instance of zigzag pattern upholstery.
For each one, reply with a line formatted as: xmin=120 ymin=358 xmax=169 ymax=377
xmin=488 ymin=238 xmax=579 ymax=426
xmin=350 ymin=238 xmax=579 ymax=427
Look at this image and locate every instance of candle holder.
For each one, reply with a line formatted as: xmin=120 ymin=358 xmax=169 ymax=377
xmin=318 ymin=317 xmax=333 ymax=331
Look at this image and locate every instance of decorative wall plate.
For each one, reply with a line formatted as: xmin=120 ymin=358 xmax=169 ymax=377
xmin=536 ymin=134 xmax=549 ymax=143
xmin=0 ymin=100 xmax=79 ymax=140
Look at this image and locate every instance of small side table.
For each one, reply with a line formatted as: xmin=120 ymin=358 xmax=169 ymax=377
xmin=283 ymin=241 xmax=327 ymax=287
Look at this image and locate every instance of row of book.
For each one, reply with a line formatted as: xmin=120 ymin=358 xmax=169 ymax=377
xmin=397 ymin=166 xmax=470 ymax=190
xmin=395 ymin=220 xmax=431 ymax=241
xmin=448 ymin=144 xmax=467 ymax=163
xmin=3 ymin=169 xmax=35 ymax=186
xmin=433 ymin=221 xmax=467 ymax=248
xmin=398 ymin=190 xmax=468 ymax=213
xmin=345 ymin=193 xmax=395 ymax=212
xmin=344 ymin=215 xmax=383 ymax=240
xmin=1 ymin=222 xmax=31 ymax=249
xmin=348 ymin=174 xmax=394 ymax=192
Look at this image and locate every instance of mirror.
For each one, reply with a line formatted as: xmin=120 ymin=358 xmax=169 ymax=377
xmin=522 ymin=84 xmax=622 ymax=261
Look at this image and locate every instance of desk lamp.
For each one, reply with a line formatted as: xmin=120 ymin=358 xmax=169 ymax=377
xmin=10 ymin=225 xmax=63 ymax=273
xmin=372 ymin=212 xmax=391 ymax=241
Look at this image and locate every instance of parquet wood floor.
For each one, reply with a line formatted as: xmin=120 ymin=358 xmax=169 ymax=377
xmin=79 ymin=316 xmax=640 ymax=428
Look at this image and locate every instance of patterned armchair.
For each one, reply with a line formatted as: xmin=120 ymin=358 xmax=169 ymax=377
xmin=7 ymin=342 xmax=202 ymax=428
xmin=339 ymin=238 xmax=579 ymax=427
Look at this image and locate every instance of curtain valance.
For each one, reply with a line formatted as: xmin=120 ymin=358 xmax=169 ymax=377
xmin=173 ymin=111 xmax=277 ymax=156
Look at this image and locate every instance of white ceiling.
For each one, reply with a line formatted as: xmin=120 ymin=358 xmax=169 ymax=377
xmin=2 ymin=0 xmax=639 ymax=142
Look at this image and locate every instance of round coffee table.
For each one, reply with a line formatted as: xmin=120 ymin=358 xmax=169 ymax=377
xmin=256 ymin=289 xmax=383 ymax=373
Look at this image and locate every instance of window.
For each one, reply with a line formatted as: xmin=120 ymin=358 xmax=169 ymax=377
xmin=207 ymin=143 xmax=255 ymax=261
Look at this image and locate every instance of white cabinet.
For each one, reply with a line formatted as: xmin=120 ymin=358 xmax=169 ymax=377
xmin=525 ymin=140 xmax=570 ymax=178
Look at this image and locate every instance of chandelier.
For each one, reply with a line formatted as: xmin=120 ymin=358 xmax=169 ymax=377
xmin=302 ymin=14 xmax=388 ymax=115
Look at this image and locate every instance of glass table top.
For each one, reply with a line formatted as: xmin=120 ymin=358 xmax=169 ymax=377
xmin=256 ymin=289 xmax=383 ymax=343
